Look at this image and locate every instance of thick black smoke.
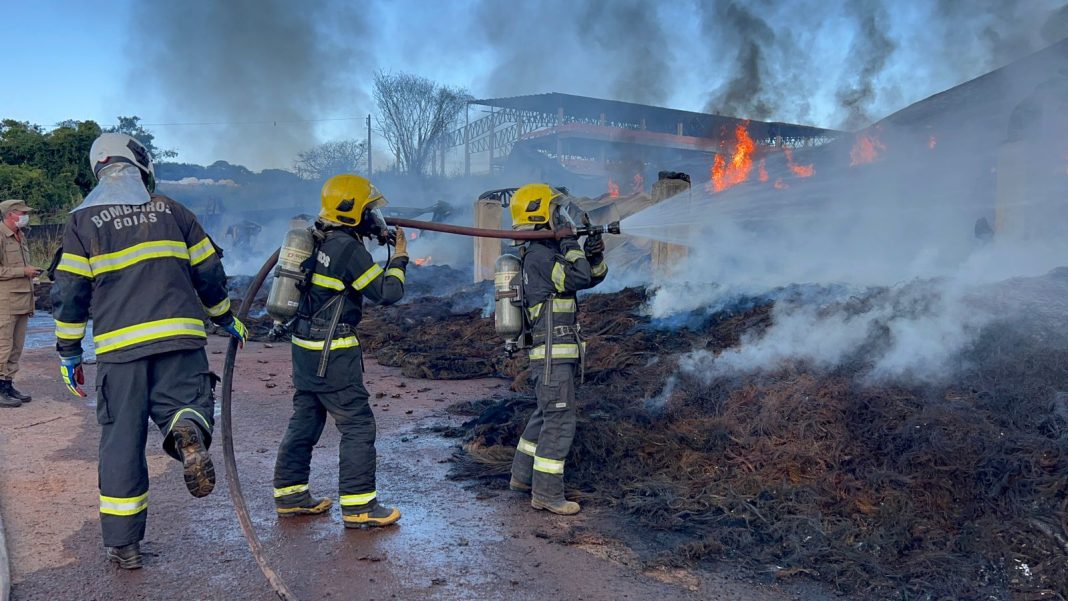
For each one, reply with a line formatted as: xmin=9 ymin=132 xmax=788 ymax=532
xmin=698 ymin=0 xmax=1065 ymax=130
xmin=474 ymin=0 xmax=674 ymax=106
xmin=128 ymin=0 xmax=371 ymax=169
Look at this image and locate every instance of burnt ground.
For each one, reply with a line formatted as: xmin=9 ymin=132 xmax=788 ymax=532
xmin=0 ymin=335 xmax=843 ymax=601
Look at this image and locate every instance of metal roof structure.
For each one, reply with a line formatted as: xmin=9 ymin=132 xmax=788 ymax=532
xmin=469 ymin=92 xmax=840 ymax=141
xmin=440 ymin=92 xmax=842 ymax=177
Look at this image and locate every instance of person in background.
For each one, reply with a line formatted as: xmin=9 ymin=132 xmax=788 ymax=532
xmin=0 ymin=199 xmax=41 ymax=407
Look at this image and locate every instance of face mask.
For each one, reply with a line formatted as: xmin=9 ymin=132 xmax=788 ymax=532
xmin=14 ymin=214 xmax=28 ymax=229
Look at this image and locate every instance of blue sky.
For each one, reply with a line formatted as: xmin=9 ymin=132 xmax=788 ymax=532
xmin=2 ymin=0 xmax=1064 ymax=170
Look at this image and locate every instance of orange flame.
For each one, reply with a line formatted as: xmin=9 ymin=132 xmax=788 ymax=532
xmin=774 ymin=179 xmax=789 ymax=190
xmin=783 ymin=147 xmax=814 ymax=177
xmin=850 ymin=131 xmax=886 ymax=166
xmin=408 ymin=231 xmax=418 ymax=240
xmin=607 ymin=178 xmax=620 ymax=198
xmin=710 ymin=123 xmax=756 ymax=192
xmin=631 ymin=173 xmax=644 ymax=194
xmin=413 ymin=256 xmax=432 ymax=266
xmin=758 ymin=158 xmax=768 ymax=182
xmin=928 ymin=135 xmax=937 ymax=150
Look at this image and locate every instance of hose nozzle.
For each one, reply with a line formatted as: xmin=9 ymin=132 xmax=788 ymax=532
xmin=575 ymin=221 xmax=621 ymax=237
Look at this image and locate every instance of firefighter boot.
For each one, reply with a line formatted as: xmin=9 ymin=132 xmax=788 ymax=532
xmin=342 ymin=503 xmax=401 ymax=528
xmin=172 ymin=419 xmax=215 ymax=498
xmin=531 ymin=497 xmax=581 ymax=516
xmin=1 ymin=380 xmax=30 ymax=402
xmin=275 ymin=491 xmax=332 ymax=517
xmin=509 ymin=477 xmax=532 ymax=492
xmin=105 ymin=542 xmax=143 ymax=569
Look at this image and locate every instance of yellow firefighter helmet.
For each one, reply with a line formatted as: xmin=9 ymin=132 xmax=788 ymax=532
xmin=319 ymin=174 xmax=387 ymax=227
xmin=510 ymin=183 xmax=563 ymax=231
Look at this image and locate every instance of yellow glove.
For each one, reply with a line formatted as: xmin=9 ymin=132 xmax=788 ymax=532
xmin=393 ymin=226 xmax=408 ymax=258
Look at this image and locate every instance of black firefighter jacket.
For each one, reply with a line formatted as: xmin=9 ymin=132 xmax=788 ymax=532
xmin=522 ymin=237 xmax=607 ymax=364
xmin=51 ymin=194 xmax=234 ymax=363
xmin=291 ymin=229 xmax=407 ymax=392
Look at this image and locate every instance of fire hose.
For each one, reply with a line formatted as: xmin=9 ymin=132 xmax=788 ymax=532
xmin=219 ymin=217 xmax=620 ymax=599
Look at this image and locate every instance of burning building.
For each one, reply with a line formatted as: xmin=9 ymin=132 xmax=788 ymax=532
xmin=440 ymin=92 xmax=839 ymax=195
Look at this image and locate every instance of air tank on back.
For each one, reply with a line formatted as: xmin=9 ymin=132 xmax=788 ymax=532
xmin=494 ymin=253 xmax=523 ymax=337
xmin=265 ymin=227 xmax=315 ymax=323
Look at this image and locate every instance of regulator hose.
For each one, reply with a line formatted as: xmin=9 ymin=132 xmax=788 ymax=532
xmin=220 ymin=219 xmax=610 ymax=598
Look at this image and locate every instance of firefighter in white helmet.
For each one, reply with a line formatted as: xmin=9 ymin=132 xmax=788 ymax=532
xmin=51 ymin=132 xmax=247 ymax=569
xmin=271 ymin=174 xmax=409 ymax=528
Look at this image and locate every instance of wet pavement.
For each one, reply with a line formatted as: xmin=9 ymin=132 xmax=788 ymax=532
xmin=1 ymin=335 xmax=839 ymax=601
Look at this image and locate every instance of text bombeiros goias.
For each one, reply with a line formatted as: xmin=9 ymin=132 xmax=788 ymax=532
xmin=90 ymin=201 xmax=173 ymax=230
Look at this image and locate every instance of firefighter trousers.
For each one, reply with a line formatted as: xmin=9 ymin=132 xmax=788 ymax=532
xmin=511 ymin=363 xmax=577 ymax=502
xmin=273 ymin=380 xmax=378 ymax=510
xmin=95 ymin=348 xmax=215 ymax=547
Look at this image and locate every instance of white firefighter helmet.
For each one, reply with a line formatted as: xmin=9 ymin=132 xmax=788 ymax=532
xmin=89 ymin=133 xmax=154 ymax=178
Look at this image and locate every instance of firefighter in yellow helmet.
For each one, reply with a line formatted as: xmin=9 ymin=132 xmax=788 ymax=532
xmin=508 ymin=183 xmax=607 ymax=515
xmin=272 ymin=174 xmax=409 ymax=528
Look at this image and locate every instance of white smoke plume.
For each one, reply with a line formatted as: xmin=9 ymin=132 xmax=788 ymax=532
xmin=624 ymin=38 xmax=1068 ymax=383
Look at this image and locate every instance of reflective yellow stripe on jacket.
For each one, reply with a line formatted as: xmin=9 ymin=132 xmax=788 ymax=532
xmin=385 ymin=267 xmax=405 ymax=284
xmin=528 ymin=343 xmax=581 ymax=360
xmin=57 ymin=253 xmax=93 ymax=278
xmin=551 ymin=262 xmax=566 ymax=292
xmin=89 ymin=240 xmax=189 ymax=275
xmin=188 ymin=237 xmax=216 ymax=266
xmin=99 ymin=491 xmax=148 ymax=516
xmin=311 ymin=273 xmax=345 ymax=291
xmin=528 ymin=298 xmax=576 ymax=321
xmin=352 ymin=264 xmax=384 ymax=290
xmin=94 ymin=318 xmax=207 ymax=355
xmin=563 ymin=249 xmax=585 ymax=263
xmin=204 ymin=297 xmax=231 ymax=317
xmin=591 ymin=261 xmax=607 ymax=277
xmin=291 ymin=335 xmax=360 ymax=351
xmin=55 ymin=320 xmax=87 ymax=340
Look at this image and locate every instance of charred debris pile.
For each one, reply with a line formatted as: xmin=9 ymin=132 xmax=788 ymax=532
xmin=345 ymin=269 xmax=1066 ymax=598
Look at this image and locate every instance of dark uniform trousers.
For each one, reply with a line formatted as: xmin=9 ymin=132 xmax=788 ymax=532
xmin=511 ymin=362 xmax=577 ymax=502
xmin=274 ymin=346 xmax=377 ymax=506
xmin=96 ymin=348 xmax=215 ymax=547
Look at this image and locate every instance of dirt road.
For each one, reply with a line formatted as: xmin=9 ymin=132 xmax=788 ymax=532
xmin=0 ymin=337 xmax=838 ymax=600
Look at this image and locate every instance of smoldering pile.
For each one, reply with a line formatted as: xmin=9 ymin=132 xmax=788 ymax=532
xmin=365 ymin=271 xmax=1068 ymax=598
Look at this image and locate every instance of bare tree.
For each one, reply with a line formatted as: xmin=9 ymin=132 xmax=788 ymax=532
xmin=373 ymin=72 xmax=470 ymax=176
xmin=293 ymin=139 xmax=367 ymax=180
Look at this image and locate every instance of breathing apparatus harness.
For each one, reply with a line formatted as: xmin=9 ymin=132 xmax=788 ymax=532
xmin=520 ymin=234 xmax=587 ymax=385
xmin=288 ymin=213 xmax=395 ymax=377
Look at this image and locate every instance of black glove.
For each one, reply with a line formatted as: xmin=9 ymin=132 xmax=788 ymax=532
xmin=584 ymin=234 xmax=605 ymax=257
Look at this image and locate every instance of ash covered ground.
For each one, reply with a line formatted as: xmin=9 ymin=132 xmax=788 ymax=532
xmin=357 ymin=269 xmax=1068 ymax=599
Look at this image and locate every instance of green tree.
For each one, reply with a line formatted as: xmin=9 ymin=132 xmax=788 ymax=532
xmin=0 ymin=119 xmax=102 ymax=219
xmin=107 ymin=115 xmax=177 ymax=161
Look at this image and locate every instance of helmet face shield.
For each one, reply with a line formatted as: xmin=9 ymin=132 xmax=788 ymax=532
xmin=554 ymin=201 xmax=585 ymax=231
xmin=369 ymin=207 xmax=388 ymax=233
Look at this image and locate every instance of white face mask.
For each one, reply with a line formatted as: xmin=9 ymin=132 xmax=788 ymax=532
xmin=14 ymin=214 xmax=28 ymax=229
